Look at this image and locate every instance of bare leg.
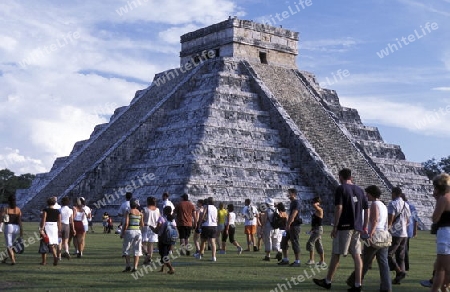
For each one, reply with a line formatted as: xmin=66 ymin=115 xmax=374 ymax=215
xmin=326 ymin=254 xmax=340 ymax=282
xmin=6 ymin=247 xmax=16 ymax=264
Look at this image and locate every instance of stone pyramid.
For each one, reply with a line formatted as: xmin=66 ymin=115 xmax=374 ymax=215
xmin=18 ymin=18 xmax=433 ymax=226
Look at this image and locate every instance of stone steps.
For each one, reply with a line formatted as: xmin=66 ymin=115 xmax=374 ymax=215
xmin=249 ymin=62 xmax=392 ymax=197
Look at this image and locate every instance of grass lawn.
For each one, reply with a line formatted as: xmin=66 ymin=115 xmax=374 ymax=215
xmin=0 ymin=222 xmax=436 ymax=291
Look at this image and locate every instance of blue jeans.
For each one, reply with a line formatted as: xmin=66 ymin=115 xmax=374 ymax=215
xmin=348 ymin=245 xmax=392 ymax=291
xmin=363 ymin=246 xmax=392 ymax=291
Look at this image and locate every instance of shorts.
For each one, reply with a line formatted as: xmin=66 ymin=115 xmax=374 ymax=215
xmin=61 ymin=223 xmax=70 ymax=240
xmin=122 ymin=229 xmax=142 ymax=257
xmin=332 ymin=229 xmax=361 ymax=256
xmin=142 ymin=226 xmax=158 ymax=243
xmin=437 ymin=227 xmax=450 ymax=255
xmin=201 ymin=226 xmax=217 ymax=239
xmin=177 ymin=226 xmax=192 ymax=240
xmin=244 ymin=225 xmax=256 ymax=235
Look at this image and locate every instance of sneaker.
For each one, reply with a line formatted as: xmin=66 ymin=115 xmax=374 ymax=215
xmin=263 ymin=256 xmax=270 ymax=261
xmin=275 ymin=252 xmax=282 ymax=261
xmin=306 ymin=260 xmax=315 ymax=265
xmin=393 ymin=271 xmax=406 ymax=284
xmin=420 ymin=280 xmax=432 ymax=288
xmin=313 ymin=278 xmax=331 ymax=290
xmin=122 ymin=267 xmax=131 ymax=272
xmin=196 ymin=254 xmax=203 ymax=260
xmin=62 ymin=251 xmax=71 ymax=260
xmin=289 ymin=262 xmax=301 ymax=267
xmin=277 ymin=260 xmax=289 ymax=266
xmin=218 ymin=250 xmax=226 ymax=254
xmin=186 ymin=250 xmax=190 ymax=256
xmin=237 ymin=247 xmax=243 ymax=255
xmin=253 ymin=246 xmax=259 ymax=252
xmin=347 ymin=286 xmax=361 ymax=292
xmin=193 ymin=252 xmax=199 ymax=258
xmin=211 ymin=257 xmax=216 ymax=262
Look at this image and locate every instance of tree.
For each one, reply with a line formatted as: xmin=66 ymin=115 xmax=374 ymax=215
xmin=0 ymin=169 xmax=35 ymax=203
xmin=422 ymin=155 xmax=450 ymax=180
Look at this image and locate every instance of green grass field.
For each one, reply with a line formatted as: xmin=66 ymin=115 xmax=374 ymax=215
xmin=0 ymin=222 xmax=436 ymax=291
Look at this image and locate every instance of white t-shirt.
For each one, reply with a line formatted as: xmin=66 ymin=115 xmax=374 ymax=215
xmin=388 ymin=198 xmax=411 ymax=237
xmin=60 ymin=205 xmax=72 ymax=225
xmin=227 ymin=212 xmax=236 ymax=226
xmin=202 ymin=205 xmax=218 ymax=227
xmin=82 ymin=206 xmax=92 ymax=226
xmin=243 ymin=205 xmax=258 ymax=226
xmin=161 ymin=200 xmax=175 ymax=214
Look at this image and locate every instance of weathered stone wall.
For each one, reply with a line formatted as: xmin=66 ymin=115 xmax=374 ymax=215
xmin=298 ymin=71 xmax=433 ymax=227
xmin=180 ymin=18 xmax=298 ymax=68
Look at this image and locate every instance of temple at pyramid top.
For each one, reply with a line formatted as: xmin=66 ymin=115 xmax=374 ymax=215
xmin=180 ymin=17 xmax=299 ymax=68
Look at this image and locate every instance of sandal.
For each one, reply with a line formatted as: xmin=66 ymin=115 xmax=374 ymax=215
xmin=168 ymin=270 xmax=175 ymax=275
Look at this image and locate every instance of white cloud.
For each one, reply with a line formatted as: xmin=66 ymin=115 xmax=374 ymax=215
xmin=112 ymin=0 xmax=240 ymax=25
xmin=300 ymin=38 xmax=360 ymax=53
xmin=340 ymin=96 xmax=450 ymax=137
xmin=159 ymin=24 xmax=200 ymax=44
xmin=0 ymin=148 xmax=46 ymax=174
xmin=432 ymin=87 xmax=450 ymax=91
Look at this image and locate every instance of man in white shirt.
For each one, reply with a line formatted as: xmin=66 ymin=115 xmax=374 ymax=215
xmin=388 ymin=187 xmax=411 ymax=285
xmin=160 ymin=192 xmax=175 ymax=214
xmin=118 ymin=192 xmax=132 ymax=226
xmin=243 ymin=198 xmax=259 ymax=252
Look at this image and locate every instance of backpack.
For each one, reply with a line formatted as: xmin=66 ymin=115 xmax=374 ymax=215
xmin=161 ymin=220 xmax=178 ymax=245
xmin=246 ymin=205 xmax=255 ymax=220
xmin=270 ymin=209 xmax=286 ymax=229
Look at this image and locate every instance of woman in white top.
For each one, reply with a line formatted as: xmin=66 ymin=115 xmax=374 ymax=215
xmin=72 ymin=198 xmax=86 ymax=258
xmin=142 ymin=196 xmax=160 ymax=265
xmin=347 ymin=185 xmax=392 ymax=292
xmin=224 ymin=204 xmax=243 ymax=254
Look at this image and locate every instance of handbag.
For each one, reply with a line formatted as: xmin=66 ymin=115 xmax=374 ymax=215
xmin=38 ymin=239 xmax=50 ymax=254
xmin=370 ymin=229 xmax=392 ymax=249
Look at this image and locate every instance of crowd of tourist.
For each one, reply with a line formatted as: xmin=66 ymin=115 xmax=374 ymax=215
xmin=1 ymin=168 xmax=450 ymax=291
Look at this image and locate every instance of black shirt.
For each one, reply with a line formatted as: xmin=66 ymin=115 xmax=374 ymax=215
xmin=44 ymin=208 xmax=60 ymax=222
xmin=334 ymin=183 xmax=368 ymax=231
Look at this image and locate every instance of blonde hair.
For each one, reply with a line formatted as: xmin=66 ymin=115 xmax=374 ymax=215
xmin=433 ymin=173 xmax=450 ymax=194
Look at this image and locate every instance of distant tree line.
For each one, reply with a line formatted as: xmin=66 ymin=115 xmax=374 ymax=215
xmin=0 ymin=169 xmax=35 ymax=203
xmin=422 ymin=155 xmax=450 ymax=180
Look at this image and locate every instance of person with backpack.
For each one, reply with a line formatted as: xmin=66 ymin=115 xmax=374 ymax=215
xmin=243 ymin=198 xmax=258 ymax=252
xmin=120 ymin=198 xmax=144 ymax=272
xmin=260 ymin=198 xmax=280 ymax=261
xmin=152 ymin=205 xmax=177 ymax=274
xmin=306 ymin=197 xmax=325 ymax=266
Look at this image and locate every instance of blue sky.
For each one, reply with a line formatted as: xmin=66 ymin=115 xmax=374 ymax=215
xmin=0 ymin=0 xmax=449 ymax=174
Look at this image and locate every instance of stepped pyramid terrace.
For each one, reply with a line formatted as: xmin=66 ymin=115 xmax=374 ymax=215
xmin=17 ymin=17 xmax=433 ymax=227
